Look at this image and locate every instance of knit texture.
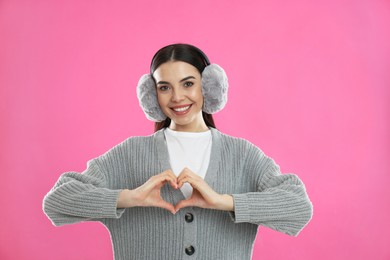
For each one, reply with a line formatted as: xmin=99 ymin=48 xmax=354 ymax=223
xmin=43 ymin=128 xmax=313 ymax=260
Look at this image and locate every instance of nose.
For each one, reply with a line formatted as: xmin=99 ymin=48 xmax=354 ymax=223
xmin=171 ymin=87 xmax=185 ymax=102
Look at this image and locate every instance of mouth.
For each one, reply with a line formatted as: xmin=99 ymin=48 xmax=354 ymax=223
xmin=170 ymin=104 xmax=192 ymax=115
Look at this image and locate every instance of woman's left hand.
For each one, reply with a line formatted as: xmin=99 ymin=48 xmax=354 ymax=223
xmin=174 ymin=168 xmax=234 ymax=212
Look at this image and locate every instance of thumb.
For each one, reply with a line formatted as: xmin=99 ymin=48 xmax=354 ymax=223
xmin=156 ymin=199 xmax=176 ymax=215
xmin=175 ymin=199 xmax=194 ymax=212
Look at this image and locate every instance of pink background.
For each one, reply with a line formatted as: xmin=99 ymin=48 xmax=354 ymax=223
xmin=1 ymin=0 xmax=389 ymax=259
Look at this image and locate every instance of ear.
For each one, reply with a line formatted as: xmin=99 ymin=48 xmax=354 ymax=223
xmin=201 ymin=64 xmax=229 ymax=114
xmin=136 ymin=74 xmax=167 ymax=122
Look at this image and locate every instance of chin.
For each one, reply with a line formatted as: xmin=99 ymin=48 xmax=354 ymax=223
xmin=171 ymin=118 xmax=193 ymax=126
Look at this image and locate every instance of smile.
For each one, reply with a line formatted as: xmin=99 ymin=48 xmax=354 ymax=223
xmin=170 ymin=104 xmax=192 ymax=115
xmin=173 ymin=105 xmax=190 ymax=112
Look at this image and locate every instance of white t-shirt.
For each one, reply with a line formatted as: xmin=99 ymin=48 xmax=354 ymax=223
xmin=164 ymin=128 xmax=212 ymax=199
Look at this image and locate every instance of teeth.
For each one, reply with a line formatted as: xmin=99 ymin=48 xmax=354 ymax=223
xmin=173 ymin=105 xmax=190 ymax=112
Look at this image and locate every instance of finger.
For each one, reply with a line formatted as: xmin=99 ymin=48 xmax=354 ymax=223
xmin=182 ymin=167 xmax=194 ymax=174
xmin=154 ymin=172 xmax=178 ymax=189
xmin=161 ymin=170 xmax=179 ymax=189
xmin=176 ymin=168 xmax=193 ymax=182
xmin=177 ymin=176 xmax=191 ymax=189
xmin=175 ymin=198 xmax=195 ymax=212
xmin=162 ymin=169 xmax=176 ymax=179
xmin=155 ymin=199 xmax=176 ymax=215
xmin=164 ymin=169 xmax=177 ymax=178
xmin=177 ymin=167 xmax=194 ymax=179
xmin=177 ymin=168 xmax=195 ymax=186
xmin=160 ymin=170 xmax=177 ymax=181
xmin=177 ymin=175 xmax=202 ymax=189
xmin=162 ymin=175 xmax=178 ymax=189
xmin=140 ymin=177 xmax=173 ymax=195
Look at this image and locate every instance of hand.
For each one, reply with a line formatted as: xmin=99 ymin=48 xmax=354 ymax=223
xmin=174 ymin=168 xmax=234 ymax=212
xmin=117 ymin=170 xmax=178 ymax=214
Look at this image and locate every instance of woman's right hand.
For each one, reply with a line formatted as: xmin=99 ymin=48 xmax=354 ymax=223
xmin=116 ymin=170 xmax=178 ymax=214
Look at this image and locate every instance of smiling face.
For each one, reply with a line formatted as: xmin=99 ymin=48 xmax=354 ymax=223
xmin=153 ymin=61 xmax=208 ymax=132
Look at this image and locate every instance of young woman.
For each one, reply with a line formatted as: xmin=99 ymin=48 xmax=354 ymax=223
xmin=43 ymin=43 xmax=313 ymax=259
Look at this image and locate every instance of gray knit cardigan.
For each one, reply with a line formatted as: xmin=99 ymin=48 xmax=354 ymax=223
xmin=43 ymin=128 xmax=313 ymax=260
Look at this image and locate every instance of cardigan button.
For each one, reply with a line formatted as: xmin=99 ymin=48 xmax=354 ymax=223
xmin=185 ymin=213 xmax=194 ymax=223
xmin=185 ymin=246 xmax=195 ymax=255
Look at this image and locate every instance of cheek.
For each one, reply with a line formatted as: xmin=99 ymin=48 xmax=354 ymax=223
xmin=197 ymin=90 xmax=205 ymax=106
xmin=198 ymin=93 xmax=204 ymax=105
xmin=157 ymin=93 xmax=166 ymax=107
xmin=189 ymin=86 xmax=204 ymax=102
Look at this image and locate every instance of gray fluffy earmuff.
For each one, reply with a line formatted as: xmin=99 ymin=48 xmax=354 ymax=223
xmin=136 ymin=74 xmax=167 ymax=122
xmin=136 ymin=64 xmax=228 ymax=122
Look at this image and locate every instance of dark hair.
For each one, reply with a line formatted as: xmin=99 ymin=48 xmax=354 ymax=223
xmin=150 ymin=43 xmax=216 ymax=132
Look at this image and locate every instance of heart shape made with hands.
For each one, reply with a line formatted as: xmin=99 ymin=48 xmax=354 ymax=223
xmin=133 ymin=168 xmax=233 ymax=214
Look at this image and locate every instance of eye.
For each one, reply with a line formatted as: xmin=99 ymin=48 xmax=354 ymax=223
xmin=158 ymin=85 xmax=170 ymax=91
xmin=184 ymin=82 xmax=194 ymax=87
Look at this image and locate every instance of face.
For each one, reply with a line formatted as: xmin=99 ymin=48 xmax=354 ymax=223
xmin=153 ymin=61 xmax=207 ymax=132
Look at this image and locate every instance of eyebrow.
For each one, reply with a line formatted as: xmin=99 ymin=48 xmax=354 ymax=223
xmin=156 ymin=76 xmax=196 ymax=85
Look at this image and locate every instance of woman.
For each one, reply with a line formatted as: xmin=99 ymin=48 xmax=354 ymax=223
xmin=43 ymin=43 xmax=313 ymax=259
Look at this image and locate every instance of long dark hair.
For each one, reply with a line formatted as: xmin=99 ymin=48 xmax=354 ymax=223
xmin=150 ymin=43 xmax=216 ymax=132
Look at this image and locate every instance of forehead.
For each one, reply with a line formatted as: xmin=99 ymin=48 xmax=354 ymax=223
xmin=153 ymin=61 xmax=200 ymax=81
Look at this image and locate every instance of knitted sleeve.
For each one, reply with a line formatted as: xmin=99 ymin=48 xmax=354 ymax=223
xmin=42 ymin=158 xmax=125 ymax=226
xmin=231 ymin=143 xmax=313 ymax=236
